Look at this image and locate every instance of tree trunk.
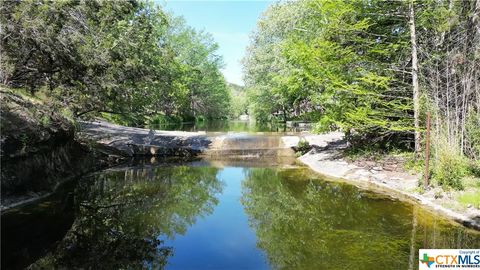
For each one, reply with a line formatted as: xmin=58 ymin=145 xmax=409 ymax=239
xmin=408 ymin=206 xmax=418 ymax=270
xmin=410 ymin=0 xmax=421 ymax=156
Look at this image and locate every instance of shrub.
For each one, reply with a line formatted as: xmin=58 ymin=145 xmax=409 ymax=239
xmin=40 ymin=115 xmax=50 ymax=127
xmin=20 ymin=134 xmax=29 ymax=148
xmin=432 ymin=147 xmax=468 ymax=190
xmin=100 ymin=112 xmax=146 ymax=127
xmin=465 ymin=108 xmax=480 ymax=159
xmin=149 ymin=114 xmax=183 ymax=126
xmin=295 ymin=139 xmax=311 ymax=155
xmin=195 ymin=115 xmax=206 ymax=122
xmin=469 ymin=161 xmax=480 ymax=178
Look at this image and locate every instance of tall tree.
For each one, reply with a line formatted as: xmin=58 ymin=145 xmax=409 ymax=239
xmin=244 ymin=0 xmax=414 ymax=147
xmin=409 ymin=0 xmax=421 ymax=155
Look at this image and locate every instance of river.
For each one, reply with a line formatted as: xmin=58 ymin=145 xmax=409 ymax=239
xmin=1 ymin=121 xmax=479 ymax=269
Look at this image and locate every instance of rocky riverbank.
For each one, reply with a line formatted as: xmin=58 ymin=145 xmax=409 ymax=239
xmin=0 ymin=90 xmax=121 ymax=210
xmin=77 ymin=120 xmax=211 ymax=157
xmin=295 ymin=132 xmax=480 ymax=231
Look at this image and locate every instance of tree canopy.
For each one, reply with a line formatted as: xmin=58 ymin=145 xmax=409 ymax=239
xmin=243 ymin=0 xmax=479 ymax=155
xmin=0 ymin=0 xmax=231 ymax=125
xmin=244 ymin=0 xmax=413 ymax=145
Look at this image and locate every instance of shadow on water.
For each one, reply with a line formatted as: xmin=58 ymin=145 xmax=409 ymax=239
xmin=1 ymin=141 xmax=113 ymax=206
xmin=19 ymin=161 xmax=223 ymax=269
xmin=1 ymin=141 xmax=117 ymax=269
xmin=1 ymin=181 xmax=76 ymax=270
xmin=2 ymin=159 xmax=480 ymax=269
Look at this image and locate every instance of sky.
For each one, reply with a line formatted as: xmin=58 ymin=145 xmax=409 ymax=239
xmin=158 ymin=1 xmax=273 ymax=86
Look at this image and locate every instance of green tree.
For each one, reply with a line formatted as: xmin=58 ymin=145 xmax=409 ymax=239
xmin=228 ymin=83 xmax=248 ymax=118
xmin=163 ymin=16 xmax=231 ymax=121
xmin=242 ymin=1 xmax=313 ymax=122
xmin=1 ymin=0 xmax=232 ymax=126
xmin=244 ymin=0 xmax=414 ymax=147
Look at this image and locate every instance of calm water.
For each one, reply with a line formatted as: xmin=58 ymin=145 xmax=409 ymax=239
xmin=3 ymin=160 xmax=479 ymax=269
xmin=148 ymin=120 xmax=309 ymax=134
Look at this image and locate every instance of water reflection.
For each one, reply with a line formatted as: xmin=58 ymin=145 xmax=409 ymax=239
xmin=1 ymin=181 xmax=76 ymax=270
xmin=241 ymin=168 xmax=480 ymax=270
xmin=6 ymin=163 xmax=479 ymax=269
xmin=29 ymin=165 xmax=223 ymax=269
xmin=163 ymin=167 xmax=268 ymax=269
xmin=147 ymin=120 xmax=308 ymax=134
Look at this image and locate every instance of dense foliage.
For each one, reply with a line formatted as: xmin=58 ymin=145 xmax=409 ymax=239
xmin=244 ymin=0 xmax=478 ymax=147
xmin=243 ymin=0 xmax=479 ymax=188
xmin=414 ymin=0 xmax=480 ymax=176
xmin=0 ymin=0 xmax=230 ymax=125
xmin=244 ymin=0 xmax=414 ymax=145
xmin=228 ymin=83 xmax=248 ymax=118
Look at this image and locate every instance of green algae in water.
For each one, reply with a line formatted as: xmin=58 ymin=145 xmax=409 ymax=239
xmin=242 ymin=168 xmax=480 ymax=270
xmin=5 ymin=163 xmax=480 ymax=269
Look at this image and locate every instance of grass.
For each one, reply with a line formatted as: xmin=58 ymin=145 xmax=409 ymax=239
xmin=463 ymin=176 xmax=480 ymax=189
xmin=409 ymin=186 xmax=425 ymax=195
xmin=403 ymin=152 xmax=423 ymax=173
xmin=2 ymin=87 xmax=50 ymax=104
xmin=457 ymin=191 xmax=480 ymax=209
xmin=343 ymin=143 xmax=413 ymax=162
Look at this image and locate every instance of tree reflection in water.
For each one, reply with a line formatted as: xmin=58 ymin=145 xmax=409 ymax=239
xmin=26 ymin=165 xmax=480 ymax=269
xmin=30 ymin=165 xmax=223 ymax=269
xmin=241 ymin=168 xmax=480 ymax=270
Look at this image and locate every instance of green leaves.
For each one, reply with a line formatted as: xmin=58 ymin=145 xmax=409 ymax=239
xmin=244 ymin=0 xmax=414 ymax=145
xmin=1 ymin=0 xmax=231 ymax=125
